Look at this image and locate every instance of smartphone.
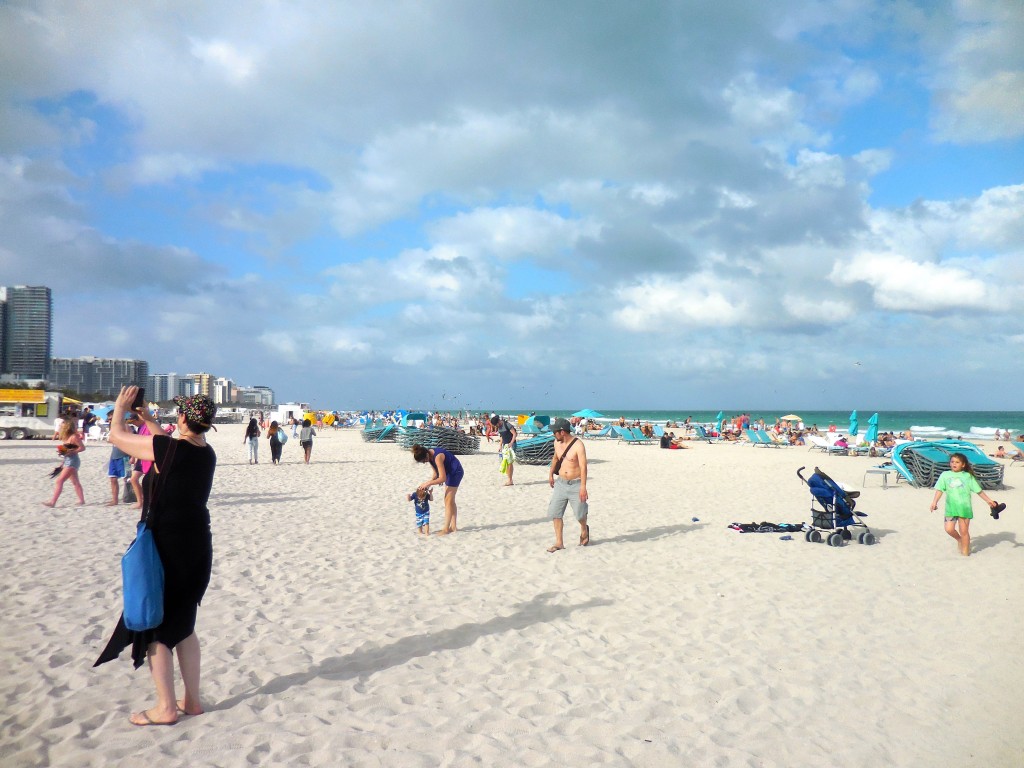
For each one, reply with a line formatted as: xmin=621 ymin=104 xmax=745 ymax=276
xmin=131 ymin=387 xmax=146 ymax=411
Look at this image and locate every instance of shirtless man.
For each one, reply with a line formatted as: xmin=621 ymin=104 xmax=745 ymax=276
xmin=546 ymin=417 xmax=589 ymax=552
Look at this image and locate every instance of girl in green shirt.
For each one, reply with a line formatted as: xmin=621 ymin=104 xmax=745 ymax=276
xmin=930 ymin=453 xmax=1001 ymax=557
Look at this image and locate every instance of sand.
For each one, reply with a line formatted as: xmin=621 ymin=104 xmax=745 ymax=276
xmin=1 ymin=426 xmax=1022 ymax=767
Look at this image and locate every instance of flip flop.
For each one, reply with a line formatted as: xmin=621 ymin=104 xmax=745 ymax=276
xmin=130 ymin=710 xmax=176 ymax=727
xmin=579 ymin=525 xmax=590 ymax=547
xmin=546 ymin=545 xmax=564 ymax=553
xmin=991 ymin=502 xmax=1006 ymax=520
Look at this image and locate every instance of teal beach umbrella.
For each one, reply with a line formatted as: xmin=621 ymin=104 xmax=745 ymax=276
xmin=715 ymin=411 xmax=724 ymax=434
xmin=572 ymin=408 xmax=604 ymax=419
xmin=865 ymin=413 xmax=879 ymax=443
xmin=849 ymin=410 xmax=859 ymax=436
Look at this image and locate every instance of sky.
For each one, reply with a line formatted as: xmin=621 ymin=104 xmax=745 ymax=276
xmin=1 ymin=0 xmax=1022 ymax=413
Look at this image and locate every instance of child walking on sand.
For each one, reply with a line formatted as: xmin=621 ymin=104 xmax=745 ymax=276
xmin=929 ymin=452 xmax=1005 ymax=556
xmin=408 ymin=487 xmax=433 ymax=535
xmin=43 ymin=416 xmax=85 ymax=507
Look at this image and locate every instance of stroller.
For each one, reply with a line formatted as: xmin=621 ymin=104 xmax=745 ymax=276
xmin=796 ymin=466 xmax=876 ymax=547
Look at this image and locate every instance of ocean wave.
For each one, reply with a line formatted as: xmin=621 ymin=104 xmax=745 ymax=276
xmin=909 ymin=425 xmax=1010 ymax=440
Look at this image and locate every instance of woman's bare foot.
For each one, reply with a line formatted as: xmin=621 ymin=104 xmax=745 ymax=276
xmin=129 ymin=708 xmax=177 ymax=726
xmin=176 ymin=699 xmax=204 ymax=716
xmin=105 ymin=500 xmax=118 ymax=507
xmin=41 ymin=501 xmax=55 ymax=508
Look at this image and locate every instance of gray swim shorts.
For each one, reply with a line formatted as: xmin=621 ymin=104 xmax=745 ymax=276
xmin=547 ymin=477 xmax=589 ymax=521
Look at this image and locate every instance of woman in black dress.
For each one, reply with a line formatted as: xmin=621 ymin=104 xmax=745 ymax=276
xmin=95 ymin=386 xmax=217 ymax=727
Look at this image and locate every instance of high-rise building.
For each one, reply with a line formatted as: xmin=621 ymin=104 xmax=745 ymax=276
xmin=148 ymin=372 xmax=181 ymax=402
xmin=212 ymin=376 xmax=234 ymax=404
xmin=0 ymin=286 xmax=52 ymax=379
xmin=236 ymin=385 xmax=275 ymax=407
xmin=186 ymin=372 xmax=213 ymax=397
xmin=50 ymin=357 xmax=149 ymax=397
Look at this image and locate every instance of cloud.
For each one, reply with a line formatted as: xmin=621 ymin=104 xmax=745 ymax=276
xmin=927 ymin=0 xmax=1024 ymax=142
xmin=830 ymin=252 xmax=990 ymax=312
xmin=0 ymin=1 xmax=1021 ymax=407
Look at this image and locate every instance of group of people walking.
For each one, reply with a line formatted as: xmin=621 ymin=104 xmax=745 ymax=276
xmin=243 ymin=417 xmax=316 ymax=464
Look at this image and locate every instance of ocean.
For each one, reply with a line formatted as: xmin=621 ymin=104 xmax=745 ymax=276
xmin=500 ymin=410 xmax=1024 ymax=441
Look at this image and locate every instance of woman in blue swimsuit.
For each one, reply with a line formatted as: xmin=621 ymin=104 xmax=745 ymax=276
xmin=412 ymin=444 xmax=463 ymax=535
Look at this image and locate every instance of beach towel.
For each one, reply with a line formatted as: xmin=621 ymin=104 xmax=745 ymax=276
xmin=728 ymin=522 xmax=807 ymax=533
xmin=499 ymin=444 xmax=516 ymax=473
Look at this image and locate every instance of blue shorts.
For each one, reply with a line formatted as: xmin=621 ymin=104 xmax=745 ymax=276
xmin=63 ymin=453 xmax=81 ymax=470
xmin=416 ymin=509 xmax=430 ymax=528
xmin=107 ymin=457 xmax=127 ymax=478
xmin=547 ymin=477 xmax=588 ymax=521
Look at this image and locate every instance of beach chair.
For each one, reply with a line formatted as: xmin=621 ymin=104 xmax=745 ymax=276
xmin=630 ymin=427 xmax=656 ymax=444
xmin=806 ymin=434 xmax=847 ymax=454
xmin=797 ymin=466 xmax=876 ymax=547
xmin=1011 ymin=442 xmax=1024 ymax=466
xmin=745 ymin=429 xmax=766 ymax=446
xmin=760 ymin=430 xmax=792 ymax=447
xmin=582 ymin=425 xmax=615 ymax=439
xmin=694 ymin=425 xmax=719 ymax=443
xmin=613 ymin=426 xmax=648 ymax=445
xmin=891 ymin=440 xmax=1004 ymax=489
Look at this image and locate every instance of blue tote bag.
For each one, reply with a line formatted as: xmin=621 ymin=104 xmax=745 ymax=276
xmin=121 ymin=521 xmax=164 ymax=630
xmin=120 ymin=438 xmax=174 ymax=631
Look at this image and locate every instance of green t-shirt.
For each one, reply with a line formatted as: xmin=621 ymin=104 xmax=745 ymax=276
xmin=935 ymin=470 xmax=982 ymax=518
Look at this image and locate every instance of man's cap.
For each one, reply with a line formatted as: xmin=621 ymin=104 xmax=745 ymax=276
xmin=551 ymin=417 xmax=572 ymax=433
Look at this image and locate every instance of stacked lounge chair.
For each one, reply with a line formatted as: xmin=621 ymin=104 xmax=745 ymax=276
xmin=397 ymin=425 xmax=480 ymax=455
xmin=891 ymin=440 xmax=1004 ymax=489
xmin=514 ymin=432 xmax=556 ymax=465
xmin=361 ymin=420 xmax=397 ymax=442
xmin=395 ymin=411 xmax=480 ymax=455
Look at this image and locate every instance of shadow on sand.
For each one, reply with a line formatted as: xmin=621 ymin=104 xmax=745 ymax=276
xmin=971 ymin=530 xmax=1022 ymax=552
xmin=590 ymin=521 xmax=701 ymax=546
xmin=212 ymin=591 xmax=612 ymax=711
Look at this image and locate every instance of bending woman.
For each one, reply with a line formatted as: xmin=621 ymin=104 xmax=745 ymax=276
xmin=412 ymin=443 xmax=464 ymax=535
xmin=94 ymin=386 xmax=218 ymax=727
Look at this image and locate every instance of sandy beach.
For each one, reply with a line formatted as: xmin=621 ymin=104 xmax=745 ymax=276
xmin=1 ymin=426 xmax=1022 ymax=767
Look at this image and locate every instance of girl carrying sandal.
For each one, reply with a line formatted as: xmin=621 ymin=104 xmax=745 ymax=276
xmin=930 ymin=452 xmax=1004 ymax=556
xmin=43 ymin=416 xmax=85 ymax=507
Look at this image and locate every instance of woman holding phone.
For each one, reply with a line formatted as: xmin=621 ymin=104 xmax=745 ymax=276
xmin=94 ymin=385 xmax=218 ymax=727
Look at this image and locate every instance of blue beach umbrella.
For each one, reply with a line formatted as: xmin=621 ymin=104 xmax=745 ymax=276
xmin=715 ymin=411 xmax=724 ymax=434
xmin=865 ymin=413 xmax=879 ymax=443
xmin=849 ymin=410 xmax=859 ymax=436
xmin=572 ymin=408 xmax=604 ymax=419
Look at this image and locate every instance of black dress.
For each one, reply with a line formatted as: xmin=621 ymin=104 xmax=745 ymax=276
xmin=95 ymin=434 xmax=217 ymax=669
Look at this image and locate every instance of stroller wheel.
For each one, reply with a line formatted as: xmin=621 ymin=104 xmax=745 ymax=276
xmin=858 ymin=532 xmax=876 ymax=546
xmin=841 ymin=529 xmax=852 ymax=540
xmin=827 ymin=532 xmax=845 ymax=547
xmin=807 ymin=530 xmax=823 ymax=543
